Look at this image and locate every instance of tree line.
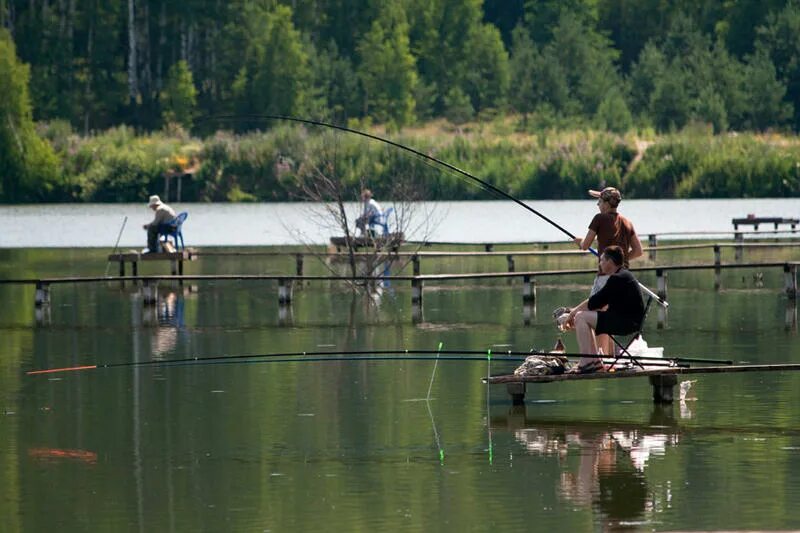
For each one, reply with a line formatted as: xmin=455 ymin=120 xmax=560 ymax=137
xmin=3 ymin=0 xmax=800 ymax=202
xmin=4 ymin=0 xmax=800 ymax=132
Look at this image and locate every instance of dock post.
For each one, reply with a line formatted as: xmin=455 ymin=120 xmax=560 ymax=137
xmin=506 ymin=382 xmax=526 ymax=405
xmin=35 ymin=305 xmax=51 ymax=327
xmin=656 ymin=269 xmax=668 ymax=302
xmin=412 ymin=254 xmax=420 ymax=276
xmin=657 ymin=305 xmax=668 ymax=329
xmin=141 ymin=280 xmax=158 ymax=305
xmin=786 ymin=300 xmax=797 ymax=331
xmin=170 ymin=259 xmax=178 ymax=276
xmin=278 ymin=279 xmax=293 ymax=304
xmin=295 ymin=254 xmax=304 ymax=276
xmin=785 ymin=264 xmax=798 ymax=299
xmin=132 ymin=261 xmax=138 ymax=276
xmin=734 ymin=232 xmax=743 ymax=261
xmin=649 ymin=374 xmax=677 ymax=403
xmin=522 ymin=275 xmax=536 ymax=304
xmin=648 ymin=234 xmax=657 ymax=261
xmin=34 ymin=282 xmax=51 ymax=306
xmin=506 ymin=254 xmax=515 ymax=273
xmin=411 ymin=278 xmax=424 ymax=305
xmin=713 ymin=245 xmax=722 ymax=290
xmin=484 ymin=243 xmax=494 ymax=252
xmin=278 ymin=304 xmax=294 ymax=326
xmin=119 ymin=260 xmax=125 ymax=277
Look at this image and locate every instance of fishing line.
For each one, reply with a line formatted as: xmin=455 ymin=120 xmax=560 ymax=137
xmin=104 ymin=216 xmax=128 ymax=277
xmin=426 ymin=341 xmax=443 ymax=401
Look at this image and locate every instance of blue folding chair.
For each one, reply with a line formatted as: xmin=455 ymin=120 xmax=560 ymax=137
xmin=158 ymin=211 xmax=188 ymax=251
xmin=369 ymin=207 xmax=395 ymax=236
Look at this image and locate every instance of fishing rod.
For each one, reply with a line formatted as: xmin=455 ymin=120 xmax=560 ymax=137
xmin=203 ymin=114 xmax=668 ymax=307
xmin=26 ymin=348 xmax=730 ymax=376
xmin=26 ymin=354 xmax=686 ymax=376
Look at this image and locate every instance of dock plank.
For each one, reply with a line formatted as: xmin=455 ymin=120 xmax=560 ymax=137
xmin=484 ymin=363 xmax=800 ymax=384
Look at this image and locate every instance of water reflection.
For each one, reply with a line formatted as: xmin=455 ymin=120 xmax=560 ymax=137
xmin=142 ymin=290 xmax=185 ymax=358
xmin=493 ymin=405 xmax=681 ymax=531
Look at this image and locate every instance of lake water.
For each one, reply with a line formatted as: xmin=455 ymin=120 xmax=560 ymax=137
xmin=2 ymin=198 xmax=798 ymax=247
xmin=1 ymin=239 xmax=800 ymax=531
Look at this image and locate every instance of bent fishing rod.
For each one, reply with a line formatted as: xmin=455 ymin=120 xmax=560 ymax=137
xmin=202 ymin=114 xmax=668 ymax=307
xmin=26 ymin=349 xmax=732 ymax=376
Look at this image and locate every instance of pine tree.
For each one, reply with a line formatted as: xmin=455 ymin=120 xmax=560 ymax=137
xmin=161 ymin=60 xmax=197 ymax=129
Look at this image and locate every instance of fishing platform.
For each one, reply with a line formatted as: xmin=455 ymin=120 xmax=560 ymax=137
xmin=732 ymin=216 xmax=798 ymax=231
xmin=108 ymin=249 xmax=196 ymax=276
xmin=484 ymin=363 xmax=800 ymax=405
xmin=329 ymin=232 xmax=405 ymax=251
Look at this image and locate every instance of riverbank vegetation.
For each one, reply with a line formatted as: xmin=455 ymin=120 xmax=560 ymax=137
xmin=3 ymin=1 xmax=800 ymax=201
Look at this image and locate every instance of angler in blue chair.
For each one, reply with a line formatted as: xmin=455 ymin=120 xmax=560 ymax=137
xmin=355 ymin=188 xmax=383 ymax=238
xmin=142 ymin=195 xmax=176 ymax=253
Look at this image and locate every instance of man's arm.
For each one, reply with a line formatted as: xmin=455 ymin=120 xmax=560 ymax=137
xmin=628 ymin=233 xmax=643 ymax=261
xmin=574 ymin=229 xmax=597 ymax=250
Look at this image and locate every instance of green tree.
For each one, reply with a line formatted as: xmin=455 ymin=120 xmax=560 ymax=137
xmin=509 ymin=25 xmax=538 ymax=119
xmin=742 ymin=49 xmax=793 ymax=130
xmin=546 ymin=10 xmax=623 ymax=116
xmin=595 ymin=88 xmax=633 ymax=133
xmin=0 ymin=30 xmax=59 ymax=202
xmin=356 ymin=4 xmax=417 ymax=126
xmin=755 ymin=0 xmax=800 ymax=130
xmin=443 ymin=87 xmax=474 ymax=125
xmin=649 ymin=63 xmax=690 ymax=131
xmin=230 ymin=3 xmax=311 ymax=127
xmin=628 ymin=42 xmax=667 ymax=117
xmin=161 ymin=60 xmax=197 ymax=129
xmin=463 ymin=23 xmax=510 ymax=113
xmin=408 ymin=0 xmax=483 ymax=114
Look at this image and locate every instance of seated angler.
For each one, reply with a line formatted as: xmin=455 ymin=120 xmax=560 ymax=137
xmin=142 ymin=195 xmax=176 ymax=253
xmin=564 ymin=245 xmax=645 ymax=373
xmin=355 ymin=188 xmax=383 ymax=237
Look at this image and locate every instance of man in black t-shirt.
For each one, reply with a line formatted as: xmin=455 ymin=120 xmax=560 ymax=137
xmin=565 ymin=246 xmax=645 ymax=373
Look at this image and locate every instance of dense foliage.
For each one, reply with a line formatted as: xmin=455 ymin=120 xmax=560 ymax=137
xmin=4 ymin=0 xmax=800 ymax=201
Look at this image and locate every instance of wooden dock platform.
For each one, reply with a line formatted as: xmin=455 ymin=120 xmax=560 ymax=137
xmin=732 ymin=216 xmax=798 ymax=231
xmin=329 ymin=232 xmax=405 ymax=251
xmin=108 ymin=249 xmax=195 ymax=276
xmin=484 ymin=363 xmax=800 ymax=405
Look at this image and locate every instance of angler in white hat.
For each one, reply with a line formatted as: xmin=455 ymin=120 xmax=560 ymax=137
xmin=142 ymin=195 xmax=176 ymax=253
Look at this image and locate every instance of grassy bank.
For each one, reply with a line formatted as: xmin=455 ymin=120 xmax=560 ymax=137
xmin=38 ymin=117 xmax=800 ymax=202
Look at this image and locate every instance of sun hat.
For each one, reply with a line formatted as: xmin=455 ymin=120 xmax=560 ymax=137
xmin=588 ymin=187 xmax=621 ymax=207
xmin=148 ymin=195 xmax=162 ymax=207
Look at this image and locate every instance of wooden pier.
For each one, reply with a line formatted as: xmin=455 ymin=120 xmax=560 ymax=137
xmin=484 ymin=363 xmax=800 ymax=405
xmin=732 ymin=216 xmax=798 ymax=231
xmin=108 ymin=250 xmax=195 ymax=276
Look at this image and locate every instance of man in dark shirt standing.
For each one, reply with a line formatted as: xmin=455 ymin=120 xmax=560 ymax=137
xmin=565 ymin=246 xmax=645 ymax=373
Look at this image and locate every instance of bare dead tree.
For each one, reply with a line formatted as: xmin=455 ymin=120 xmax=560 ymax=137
xmin=288 ymin=135 xmax=441 ymax=293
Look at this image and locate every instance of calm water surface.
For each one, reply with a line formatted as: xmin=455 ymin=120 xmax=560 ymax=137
xmin=1 ymin=243 xmax=800 ymax=531
xmin=1 ymin=198 xmax=798 ymax=247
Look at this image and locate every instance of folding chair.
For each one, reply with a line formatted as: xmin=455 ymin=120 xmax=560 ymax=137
xmin=607 ymin=295 xmax=654 ymax=370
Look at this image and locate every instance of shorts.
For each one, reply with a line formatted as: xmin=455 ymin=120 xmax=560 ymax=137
xmin=595 ymin=310 xmax=639 ymax=336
